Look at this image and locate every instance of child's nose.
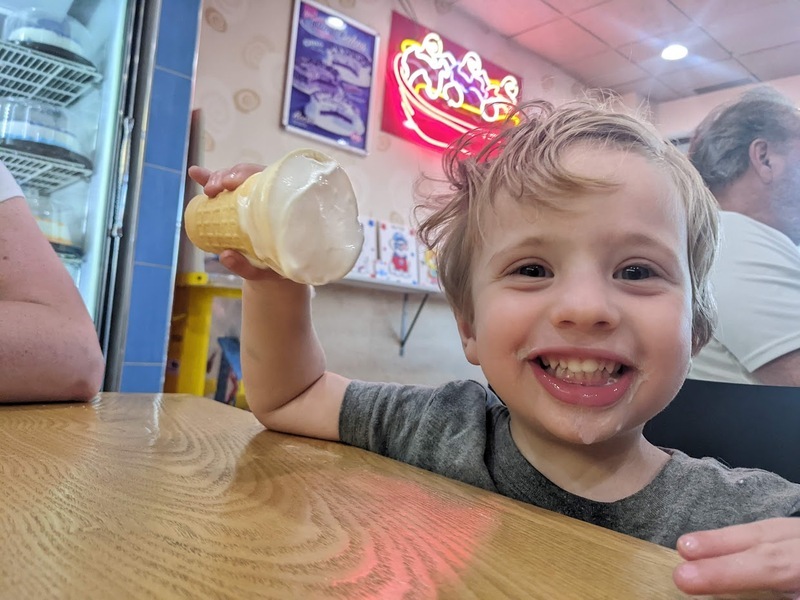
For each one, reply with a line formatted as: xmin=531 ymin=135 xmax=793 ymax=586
xmin=549 ymin=278 xmax=620 ymax=331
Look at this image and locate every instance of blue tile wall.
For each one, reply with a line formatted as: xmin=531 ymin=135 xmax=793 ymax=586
xmin=121 ymin=364 xmax=165 ymax=393
xmin=134 ymin=165 xmax=183 ymax=266
xmin=120 ymin=0 xmax=201 ymax=393
xmin=155 ymin=0 xmax=198 ymax=77
xmin=125 ymin=264 xmax=174 ymax=364
xmin=144 ymin=68 xmax=194 ymax=172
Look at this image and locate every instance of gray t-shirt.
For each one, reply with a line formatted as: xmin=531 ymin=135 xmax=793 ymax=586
xmin=340 ymin=379 xmax=800 ymax=548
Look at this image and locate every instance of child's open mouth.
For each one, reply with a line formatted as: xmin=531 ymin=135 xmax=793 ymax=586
xmin=535 ymin=355 xmax=627 ymax=386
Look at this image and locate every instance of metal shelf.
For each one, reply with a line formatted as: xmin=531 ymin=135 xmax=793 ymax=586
xmin=0 ymin=40 xmax=102 ymax=106
xmin=0 ymin=146 xmax=91 ymax=194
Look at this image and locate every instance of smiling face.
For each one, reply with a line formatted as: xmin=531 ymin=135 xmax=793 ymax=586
xmin=458 ymin=144 xmax=693 ymax=449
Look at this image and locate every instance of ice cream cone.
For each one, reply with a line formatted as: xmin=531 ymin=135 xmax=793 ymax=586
xmin=184 ymin=172 xmax=259 ymax=259
xmin=184 ymin=148 xmax=363 ymax=285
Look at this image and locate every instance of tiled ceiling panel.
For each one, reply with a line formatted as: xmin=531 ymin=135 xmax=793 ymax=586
xmin=737 ymin=42 xmax=800 ymax=83
xmin=562 ymin=50 xmax=649 ymax=87
xmin=699 ymin=1 xmax=800 ymax=55
xmin=513 ymin=18 xmax=608 ymax=64
xmin=459 ymin=0 xmax=560 ymax=37
xmin=451 ymin=0 xmax=800 ymax=102
xmin=571 ymin=0 xmax=692 ymax=47
xmin=657 ymin=58 xmax=755 ymax=95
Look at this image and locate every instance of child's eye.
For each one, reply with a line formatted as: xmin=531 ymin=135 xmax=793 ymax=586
xmin=615 ymin=265 xmax=654 ymax=280
xmin=515 ymin=264 xmax=552 ymax=278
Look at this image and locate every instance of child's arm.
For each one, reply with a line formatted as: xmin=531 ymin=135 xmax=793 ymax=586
xmin=673 ymin=517 xmax=800 ymax=596
xmin=189 ymin=164 xmax=349 ymax=441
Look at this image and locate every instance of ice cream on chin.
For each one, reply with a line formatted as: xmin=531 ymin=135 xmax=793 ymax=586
xmin=185 ymin=149 xmax=363 ymax=286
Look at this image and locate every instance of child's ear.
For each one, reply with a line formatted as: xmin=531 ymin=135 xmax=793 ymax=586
xmin=456 ymin=314 xmax=480 ymax=366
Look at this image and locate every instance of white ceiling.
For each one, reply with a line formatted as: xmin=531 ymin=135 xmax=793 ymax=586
xmin=451 ymin=0 xmax=800 ymax=102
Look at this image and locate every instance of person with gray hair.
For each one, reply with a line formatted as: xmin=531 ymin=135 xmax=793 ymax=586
xmin=688 ymin=86 xmax=800 ymax=387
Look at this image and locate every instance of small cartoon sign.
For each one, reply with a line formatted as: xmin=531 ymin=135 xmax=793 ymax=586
xmin=417 ymin=242 xmax=439 ymax=291
xmin=377 ymin=222 xmax=418 ymax=286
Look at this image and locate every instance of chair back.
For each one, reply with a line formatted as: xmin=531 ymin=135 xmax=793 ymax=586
xmin=643 ymin=378 xmax=800 ymax=483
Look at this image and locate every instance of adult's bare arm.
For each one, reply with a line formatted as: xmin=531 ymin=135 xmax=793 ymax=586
xmin=0 ymin=197 xmax=105 ymax=402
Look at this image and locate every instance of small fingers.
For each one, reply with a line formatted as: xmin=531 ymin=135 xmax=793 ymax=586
xmin=678 ymin=518 xmax=800 ymax=560
xmin=193 ymin=163 xmax=266 ymax=198
xmin=674 ymin=537 xmax=800 ymax=596
xmin=187 ymin=165 xmax=211 ymax=186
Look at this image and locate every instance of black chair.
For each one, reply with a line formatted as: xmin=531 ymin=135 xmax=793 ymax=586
xmin=644 ymin=378 xmax=800 ymax=483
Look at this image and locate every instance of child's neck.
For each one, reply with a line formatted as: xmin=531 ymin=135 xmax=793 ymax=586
xmin=509 ymin=420 xmax=671 ymax=503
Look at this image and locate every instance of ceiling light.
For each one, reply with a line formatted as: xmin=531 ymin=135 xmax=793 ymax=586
xmin=661 ymin=44 xmax=688 ymax=61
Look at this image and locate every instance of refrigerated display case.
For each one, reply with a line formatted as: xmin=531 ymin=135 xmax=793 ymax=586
xmin=0 ymin=0 xmax=161 ymax=387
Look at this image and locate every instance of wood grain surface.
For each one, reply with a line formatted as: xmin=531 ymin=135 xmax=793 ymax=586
xmin=0 ymin=393 xmax=712 ymax=599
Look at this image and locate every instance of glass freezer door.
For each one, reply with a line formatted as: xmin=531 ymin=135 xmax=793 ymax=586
xmin=0 ymin=0 xmax=135 ymax=324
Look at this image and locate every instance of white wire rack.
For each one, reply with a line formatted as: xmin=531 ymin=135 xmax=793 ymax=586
xmin=0 ymin=40 xmax=101 ymax=107
xmin=0 ymin=40 xmax=100 ymax=191
xmin=0 ymin=146 xmax=91 ymax=194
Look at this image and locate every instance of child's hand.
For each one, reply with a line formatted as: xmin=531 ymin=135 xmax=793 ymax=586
xmin=188 ymin=163 xmax=265 ymax=198
xmin=187 ymin=163 xmax=280 ymax=282
xmin=673 ymin=518 xmax=800 ymax=597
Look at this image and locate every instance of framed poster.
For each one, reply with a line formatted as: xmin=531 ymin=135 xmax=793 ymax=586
xmin=282 ymin=0 xmax=379 ymax=155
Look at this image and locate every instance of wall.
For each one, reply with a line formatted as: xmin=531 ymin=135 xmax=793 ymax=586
xmin=192 ymin=0 xmax=581 ymax=386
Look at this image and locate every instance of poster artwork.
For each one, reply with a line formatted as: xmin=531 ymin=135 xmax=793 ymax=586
xmin=377 ymin=222 xmax=418 ymax=285
xmin=282 ymin=0 xmax=379 ymax=154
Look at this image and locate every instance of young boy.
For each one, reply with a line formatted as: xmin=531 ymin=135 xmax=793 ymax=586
xmin=189 ymin=99 xmax=800 ymax=597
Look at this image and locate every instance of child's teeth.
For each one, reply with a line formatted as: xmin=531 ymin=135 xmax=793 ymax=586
xmin=541 ymin=356 xmax=622 ymax=377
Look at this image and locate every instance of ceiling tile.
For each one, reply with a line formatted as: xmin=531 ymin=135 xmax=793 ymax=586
xmin=619 ymin=27 xmax=729 ymax=64
xmin=571 ymin=0 xmax=692 ymax=47
xmin=541 ymin=0 xmax=612 ymax=16
xmin=620 ymin=28 xmax=730 ymax=77
xmin=657 ymin=58 xmax=754 ymax=95
xmin=613 ymin=77 xmax=682 ymax=103
xmin=667 ymin=0 xmax=786 ymax=26
xmin=701 ymin=1 xmax=800 ymax=55
xmin=449 ymin=0 xmax=800 ymax=102
xmin=455 ymin=0 xmax=560 ymax=37
xmin=737 ymin=42 xmax=800 ymax=83
xmin=513 ymin=18 xmax=608 ymax=64
xmin=561 ymin=50 xmax=649 ymax=87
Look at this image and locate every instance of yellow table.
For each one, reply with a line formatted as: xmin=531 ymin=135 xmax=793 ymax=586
xmin=1 ymin=394 xmax=714 ymax=599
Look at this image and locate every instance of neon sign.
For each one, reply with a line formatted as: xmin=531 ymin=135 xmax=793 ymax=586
xmin=381 ymin=12 xmax=522 ymax=152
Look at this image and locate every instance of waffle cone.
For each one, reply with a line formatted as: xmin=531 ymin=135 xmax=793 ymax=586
xmin=184 ymin=175 xmax=259 ymax=258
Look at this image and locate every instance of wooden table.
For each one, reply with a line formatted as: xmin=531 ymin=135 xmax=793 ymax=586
xmin=0 ymin=394 xmax=707 ymax=599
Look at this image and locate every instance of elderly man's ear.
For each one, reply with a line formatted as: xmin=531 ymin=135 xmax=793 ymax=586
xmin=750 ymin=139 xmax=774 ymax=183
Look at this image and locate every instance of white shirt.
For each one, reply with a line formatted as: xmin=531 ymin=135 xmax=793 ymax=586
xmin=0 ymin=161 xmax=23 ymax=203
xmin=690 ymin=211 xmax=800 ymax=384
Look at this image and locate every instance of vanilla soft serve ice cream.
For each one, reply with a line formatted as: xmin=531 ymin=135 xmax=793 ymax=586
xmin=184 ymin=149 xmax=363 ymax=286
